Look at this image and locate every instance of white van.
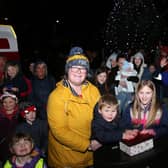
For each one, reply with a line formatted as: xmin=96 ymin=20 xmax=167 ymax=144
xmin=0 ymin=24 xmax=20 ymax=61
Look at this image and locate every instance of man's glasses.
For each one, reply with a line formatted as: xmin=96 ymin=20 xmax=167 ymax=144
xmin=70 ymin=66 xmax=87 ymax=73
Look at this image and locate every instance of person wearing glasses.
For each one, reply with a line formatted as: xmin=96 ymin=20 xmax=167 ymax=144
xmin=47 ymin=54 xmax=100 ymax=168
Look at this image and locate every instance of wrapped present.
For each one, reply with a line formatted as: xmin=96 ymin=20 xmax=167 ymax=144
xmin=119 ymin=133 xmax=154 ymax=156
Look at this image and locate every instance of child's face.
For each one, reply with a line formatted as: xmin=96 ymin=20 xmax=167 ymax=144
xmin=138 ymin=85 xmax=153 ymax=105
xmin=7 ymin=66 xmax=18 ymax=79
xmin=11 ymin=138 xmax=33 ymax=156
xmin=149 ymin=65 xmax=156 ymax=73
xmin=2 ymin=97 xmax=17 ymax=112
xmin=97 ymin=72 xmax=107 ymax=84
xmin=25 ymin=111 xmax=36 ymax=123
xmin=99 ymin=105 xmax=117 ymax=122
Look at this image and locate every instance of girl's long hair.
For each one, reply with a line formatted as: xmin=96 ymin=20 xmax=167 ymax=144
xmin=132 ymin=80 xmax=161 ymax=127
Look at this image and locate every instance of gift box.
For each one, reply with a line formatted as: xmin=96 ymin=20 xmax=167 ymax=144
xmin=119 ymin=133 xmax=154 ymax=156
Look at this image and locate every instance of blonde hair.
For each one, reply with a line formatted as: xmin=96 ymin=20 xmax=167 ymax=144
xmin=4 ymin=61 xmax=20 ymax=79
xmin=132 ymin=80 xmax=161 ymax=127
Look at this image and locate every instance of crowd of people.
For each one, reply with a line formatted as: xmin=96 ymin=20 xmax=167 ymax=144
xmin=0 ymin=45 xmax=168 ymax=168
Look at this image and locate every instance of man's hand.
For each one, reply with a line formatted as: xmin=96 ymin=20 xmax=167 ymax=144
xmin=90 ymin=140 xmax=102 ymax=151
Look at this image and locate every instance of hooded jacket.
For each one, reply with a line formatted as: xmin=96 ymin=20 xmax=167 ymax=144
xmin=47 ymin=79 xmax=100 ymax=168
xmin=131 ymin=52 xmax=152 ymax=80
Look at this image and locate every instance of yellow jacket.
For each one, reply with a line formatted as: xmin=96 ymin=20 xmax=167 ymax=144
xmin=47 ymin=79 xmax=100 ymax=168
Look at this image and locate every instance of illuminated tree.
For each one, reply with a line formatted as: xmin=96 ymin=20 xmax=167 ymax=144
xmin=104 ymin=0 xmax=162 ymax=56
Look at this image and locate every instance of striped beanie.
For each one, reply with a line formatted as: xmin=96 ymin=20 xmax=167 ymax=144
xmin=65 ymin=54 xmax=90 ymax=72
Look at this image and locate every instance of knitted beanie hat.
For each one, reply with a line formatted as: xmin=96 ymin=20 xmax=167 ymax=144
xmin=65 ymin=54 xmax=90 ymax=72
xmin=0 ymin=92 xmax=18 ymax=102
xmin=69 ymin=46 xmax=84 ymax=56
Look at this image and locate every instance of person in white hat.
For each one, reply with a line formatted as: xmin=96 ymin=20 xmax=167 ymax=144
xmin=0 ymin=92 xmax=19 ymax=163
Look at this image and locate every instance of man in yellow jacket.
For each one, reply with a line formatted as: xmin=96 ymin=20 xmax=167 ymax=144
xmin=47 ymin=53 xmax=100 ymax=168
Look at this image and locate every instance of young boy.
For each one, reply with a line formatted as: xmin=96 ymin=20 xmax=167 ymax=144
xmin=0 ymin=92 xmax=19 ymax=163
xmin=15 ymin=101 xmax=48 ymax=156
xmin=3 ymin=132 xmax=47 ymax=168
xmin=90 ymin=94 xmax=137 ymax=151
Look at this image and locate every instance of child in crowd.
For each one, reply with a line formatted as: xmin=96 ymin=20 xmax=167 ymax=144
xmin=0 ymin=92 xmax=19 ymax=163
xmin=92 ymin=67 xmax=109 ymax=95
xmin=2 ymin=61 xmax=30 ymax=101
xmin=15 ymin=101 xmax=48 ymax=156
xmin=3 ymin=132 xmax=47 ymax=168
xmin=115 ymin=60 xmax=137 ymax=114
xmin=122 ymin=80 xmax=168 ymax=139
xmin=90 ymin=94 xmax=138 ymax=151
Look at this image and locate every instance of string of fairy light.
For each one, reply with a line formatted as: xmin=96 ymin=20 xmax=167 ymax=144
xmin=103 ymin=0 xmax=163 ymax=56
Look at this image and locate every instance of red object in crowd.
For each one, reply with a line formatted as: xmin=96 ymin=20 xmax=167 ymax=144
xmin=159 ymin=45 xmax=168 ymax=71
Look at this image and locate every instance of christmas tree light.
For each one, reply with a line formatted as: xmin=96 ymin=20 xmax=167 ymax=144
xmin=104 ymin=0 xmax=162 ymax=56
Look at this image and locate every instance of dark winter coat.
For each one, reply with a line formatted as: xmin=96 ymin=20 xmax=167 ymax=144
xmin=0 ymin=107 xmax=19 ymax=162
xmin=15 ymin=118 xmax=48 ymax=153
xmin=29 ymin=75 xmax=56 ymax=120
xmin=91 ymin=104 xmax=125 ymax=144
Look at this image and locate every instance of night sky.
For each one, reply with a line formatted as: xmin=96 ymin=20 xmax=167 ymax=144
xmin=1 ymin=1 xmax=114 ymax=52
xmin=1 ymin=1 xmax=168 ymax=50
xmin=1 ymin=1 xmax=168 ymax=80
